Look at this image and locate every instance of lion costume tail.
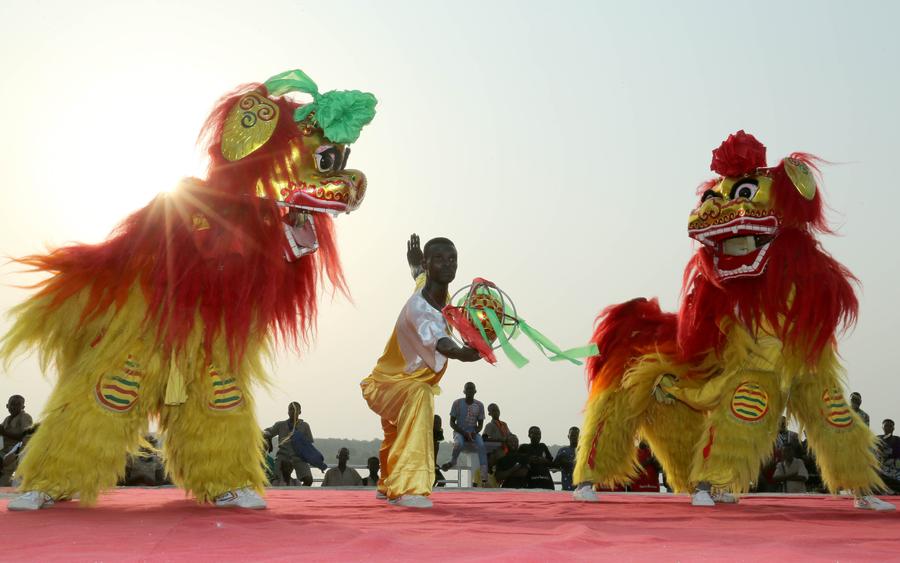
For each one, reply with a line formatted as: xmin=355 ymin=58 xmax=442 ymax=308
xmin=586 ymin=298 xmax=677 ymax=397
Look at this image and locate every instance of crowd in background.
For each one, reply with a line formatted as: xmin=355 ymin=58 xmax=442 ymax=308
xmin=2 ymin=390 xmax=898 ymax=494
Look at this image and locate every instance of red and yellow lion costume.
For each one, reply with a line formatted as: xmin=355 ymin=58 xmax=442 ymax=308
xmin=574 ymin=131 xmax=886 ymax=502
xmin=1 ymin=69 xmax=375 ymax=506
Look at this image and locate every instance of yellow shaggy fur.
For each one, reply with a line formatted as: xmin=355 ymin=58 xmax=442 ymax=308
xmin=575 ymin=323 xmax=883 ymax=495
xmin=2 ymin=284 xmax=269 ymax=504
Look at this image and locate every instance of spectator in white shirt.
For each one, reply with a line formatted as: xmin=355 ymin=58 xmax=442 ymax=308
xmin=773 ymin=443 xmax=808 ymax=493
xmin=322 ymin=448 xmax=363 ymax=487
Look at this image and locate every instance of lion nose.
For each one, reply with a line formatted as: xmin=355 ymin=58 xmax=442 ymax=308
xmin=343 ymin=169 xmax=366 ymax=212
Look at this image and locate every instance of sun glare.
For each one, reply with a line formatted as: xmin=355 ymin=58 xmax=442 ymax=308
xmin=27 ymin=81 xmax=209 ymax=241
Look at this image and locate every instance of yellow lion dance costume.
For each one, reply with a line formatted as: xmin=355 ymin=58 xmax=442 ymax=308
xmin=2 ymin=69 xmax=376 ymax=510
xmin=572 ymin=131 xmax=894 ymax=511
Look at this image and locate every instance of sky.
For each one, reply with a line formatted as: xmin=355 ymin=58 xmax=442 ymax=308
xmin=1 ymin=0 xmax=898 ymax=445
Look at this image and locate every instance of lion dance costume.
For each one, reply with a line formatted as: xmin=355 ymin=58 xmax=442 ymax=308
xmin=573 ymin=131 xmax=894 ymax=510
xmin=2 ymin=69 xmax=375 ymax=510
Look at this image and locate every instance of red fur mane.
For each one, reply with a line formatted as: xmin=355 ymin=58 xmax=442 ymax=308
xmin=587 ymin=298 xmax=677 ymax=393
xmin=19 ymin=87 xmax=345 ymax=364
xmin=678 ymin=155 xmax=858 ymax=365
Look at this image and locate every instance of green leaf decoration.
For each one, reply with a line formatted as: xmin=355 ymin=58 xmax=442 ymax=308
xmin=263 ymin=69 xmax=319 ymax=98
xmin=315 ymin=90 xmax=377 ymax=144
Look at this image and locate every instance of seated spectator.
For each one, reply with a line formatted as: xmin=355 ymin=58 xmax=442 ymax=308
xmin=774 ymin=416 xmax=799 ymax=451
xmin=760 ymin=416 xmax=800 ymax=492
xmin=630 ymin=441 xmax=662 ymax=492
xmin=799 ymin=432 xmax=824 ymax=493
xmin=772 ymin=443 xmax=808 ymax=493
xmin=494 ymin=435 xmax=529 ymax=489
xmin=877 ymin=419 xmax=900 ymax=493
xmin=483 ymin=403 xmax=511 ymax=456
xmin=553 ymin=426 xmax=579 ymax=491
xmin=441 ymin=382 xmax=488 ymax=487
xmin=263 ymin=401 xmax=315 ymax=486
xmin=473 ymin=463 xmax=499 ymax=488
xmin=123 ymin=435 xmax=168 ymax=486
xmin=433 ymin=414 xmax=446 ymax=487
xmin=4 ymin=422 xmax=39 ymax=488
xmin=0 ymin=395 xmax=33 ymax=487
xmin=850 ymin=392 xmax=870 ymax=427
xmin=517 ymin=426 xmax=555 ymax=490
xmin=322 ymin=448 xmax=363 ymax=487
xmin=263 ymin=431 xmax=279 ymax=485
xmin=362 ymin=456 xmax=380 ymax=486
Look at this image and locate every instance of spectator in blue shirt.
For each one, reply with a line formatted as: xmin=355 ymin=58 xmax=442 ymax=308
xmin=553 ymin=426 xmax=579 ymax=491
xmin=441 ymin=382 xmax=488 ymax=486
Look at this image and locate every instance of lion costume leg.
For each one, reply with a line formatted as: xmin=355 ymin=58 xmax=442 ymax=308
xmin=573 ymin=387 xmax=643 ymax=489
xmin=787 ymin=351 xmax=883 ymax=495
xmin=16 ymin=349 xmax=156 ymax=505
xmin=638 ymin=401 xmax=706 ymax=493
xmin=575 ymin=349 xmax=708 ymax=495
xmin=161 ymin=364 xmax=266 ymax=503
xmin=688 ymin=373 xmax=784 ymax=495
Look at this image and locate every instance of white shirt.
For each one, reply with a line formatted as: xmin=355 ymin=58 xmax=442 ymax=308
xmin=395 ymin=289 xmax=450 ymax=374
xmin=773 ymin=458 xmax=808 ymax=493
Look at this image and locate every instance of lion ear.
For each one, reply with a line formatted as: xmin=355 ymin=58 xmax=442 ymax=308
xmin=784 ymin=157 xmax=817 ymax=200
xmin=221 ymin=91 xmax=280 ymax=162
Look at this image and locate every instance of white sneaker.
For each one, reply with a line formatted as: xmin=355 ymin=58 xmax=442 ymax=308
xmin=8 ymin=491 xmax=54 ymax=511
xmin=712 ymin=491 xmax=739 ymax=504
xmin=389 ymin=494 xmax=433 ymax=508
xmin=854 ymin=496 xmax=896 ymax=511
xmin=572 ymin=484 xmax=600 ymax=503
xmin=214 ymin=488 xmax=267 ymax=509
xmin=691 ymin=489 xmax=716 ymax=507
xmin=375 ymin=490 xmax=387 ymax=500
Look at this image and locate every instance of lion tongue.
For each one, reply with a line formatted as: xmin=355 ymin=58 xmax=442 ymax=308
xmin=722 ymin=235 xmax=757 ymax=257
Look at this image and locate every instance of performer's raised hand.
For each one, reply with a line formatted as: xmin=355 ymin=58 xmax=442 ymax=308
xmin=407 ymin=233 xmax=424 ymax=279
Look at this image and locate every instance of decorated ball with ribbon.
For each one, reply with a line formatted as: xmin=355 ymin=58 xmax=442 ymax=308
xmin=442 ymin=278 xmax=598 ymax=367
xmin=466 ymin=289 xmax=505 ymax=343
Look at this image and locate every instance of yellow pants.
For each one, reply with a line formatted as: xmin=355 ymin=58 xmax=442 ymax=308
xmin=361 ymin=375 xmax=437 ymax=498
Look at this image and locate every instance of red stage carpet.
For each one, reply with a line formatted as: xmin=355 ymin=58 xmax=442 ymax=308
xmin=1 ymin=488 xmax=898 ymax=561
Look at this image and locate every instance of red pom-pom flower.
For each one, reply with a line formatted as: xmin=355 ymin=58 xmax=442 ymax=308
xmin=710 ymin=130 xmax=767 ymax=177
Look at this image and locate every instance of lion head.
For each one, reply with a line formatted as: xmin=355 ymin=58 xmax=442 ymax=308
xmin=686 ymin=130 xmax=819 ymax=281
xmin=200 ymin=69 xmax=375 ymax=261
xmin=678 ymin=131 xmax=856 ymax=364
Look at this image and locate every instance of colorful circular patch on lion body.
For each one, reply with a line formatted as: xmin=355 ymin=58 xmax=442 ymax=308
xmin=730 ymin=382 xmax=769 ymax=422
xmin=821 ymin=388 xmax=853 ymax=428
xmin=95 ymin=355 xmax=142 ymax=413
xmin=208 ymin=367 xmax=244 ymax=411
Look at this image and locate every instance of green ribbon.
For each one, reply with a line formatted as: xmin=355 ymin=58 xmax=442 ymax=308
xmin=516 ymin=320 xmax=598 ymax=366
xmin=466 ymin=306 xmax=493 ymax=347
xmin=264 ymin=69 xmax=319 ymax=98
xmin=459 ymin=283 xmax=598 ymax=368
xmin=480 ymin=307 xmax=529 ymax=368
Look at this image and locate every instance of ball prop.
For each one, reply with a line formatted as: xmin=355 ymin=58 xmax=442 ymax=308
xmin=442 ymin=278 xmax=597 ymax=367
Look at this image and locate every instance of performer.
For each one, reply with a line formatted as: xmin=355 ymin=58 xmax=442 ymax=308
xmin=361 ymin=234 xmax=481 ymax=508
xmin=2 ymin=69 xmax=376 ymax=511
xmin=572 ymin=131 xmax=895 ymax=511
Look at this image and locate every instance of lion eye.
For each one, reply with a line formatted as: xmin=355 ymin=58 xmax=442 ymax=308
xmin=701 ymin=189 xmax=723 ymax=202
xmin=729 ymin=178 xmax=759 ymax=200
xmin=314 ymin=145 xmax=339 ymax=173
